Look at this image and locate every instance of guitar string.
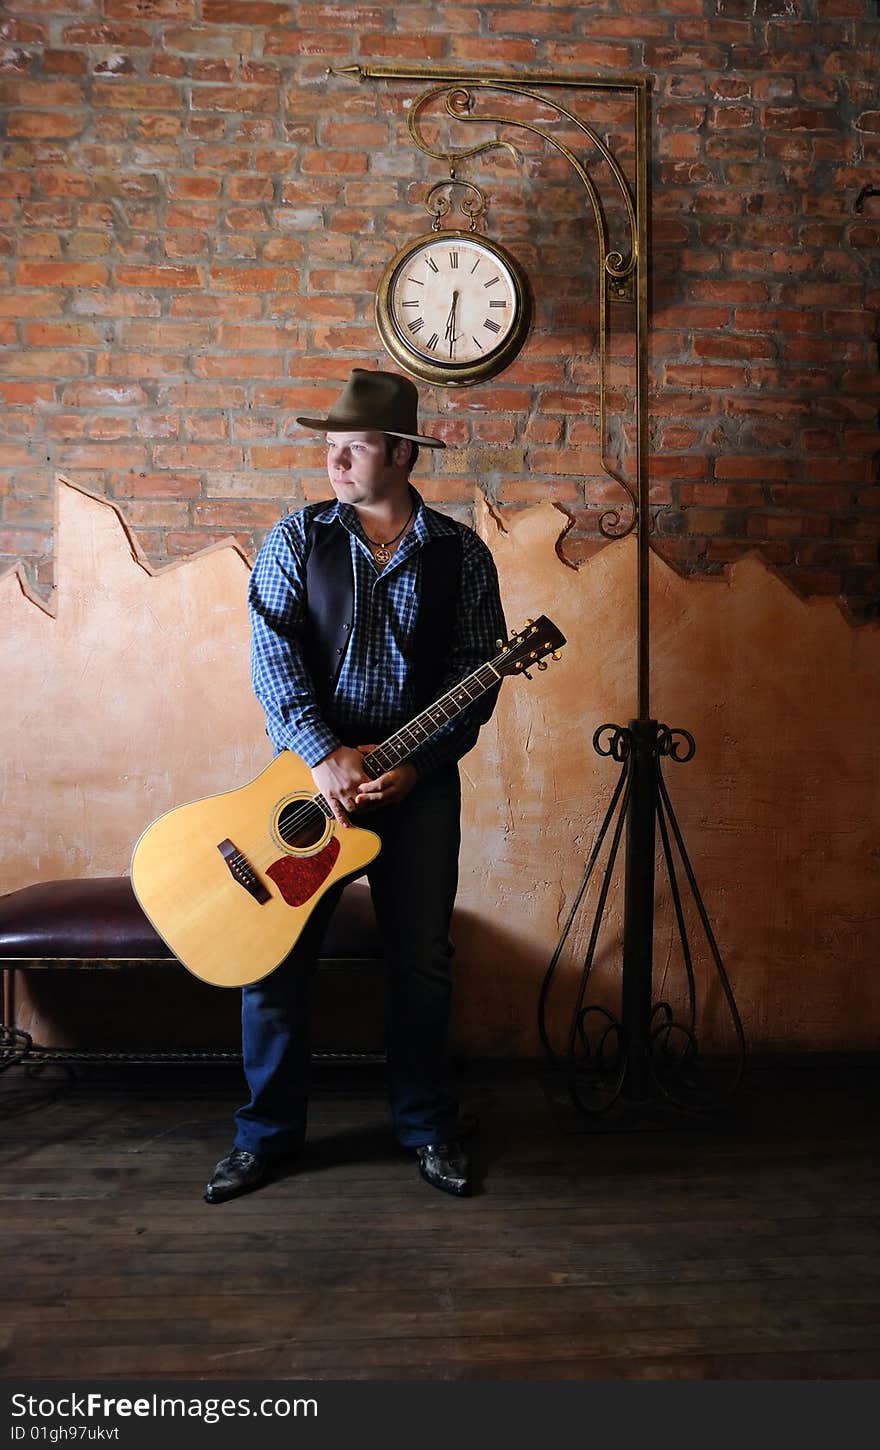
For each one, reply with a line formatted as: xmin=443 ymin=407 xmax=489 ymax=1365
xmin=219 ymin=635 xmax=555 ymax=877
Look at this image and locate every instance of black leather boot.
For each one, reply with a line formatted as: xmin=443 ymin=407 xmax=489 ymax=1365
xmin=204 ymin=1148 xmax=268 ymax=1204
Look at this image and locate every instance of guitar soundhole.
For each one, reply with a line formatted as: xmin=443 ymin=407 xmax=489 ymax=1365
xmin=277 ymin=799 xmax=328 ymax=851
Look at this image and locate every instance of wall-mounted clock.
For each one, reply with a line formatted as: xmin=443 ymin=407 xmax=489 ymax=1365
xmin=375 ymin=230 xmax=532 ymax=387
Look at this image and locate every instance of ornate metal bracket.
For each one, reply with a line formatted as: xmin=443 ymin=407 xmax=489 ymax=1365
xmin=423 ymin=178 xmax=488 ymax=232
xmin=329 ymin=65 xmax=647 ymax=556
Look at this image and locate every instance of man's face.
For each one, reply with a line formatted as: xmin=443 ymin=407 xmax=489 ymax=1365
xmin=325 ymin=431 xmax=407 ymax=505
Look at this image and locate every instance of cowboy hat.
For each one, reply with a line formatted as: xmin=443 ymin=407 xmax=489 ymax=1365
xmin=295 ymin=368 xmax=446 ymax=448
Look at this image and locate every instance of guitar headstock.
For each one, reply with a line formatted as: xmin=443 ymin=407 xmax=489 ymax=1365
xmin=494 ymin=615 xmax=566 ymax=680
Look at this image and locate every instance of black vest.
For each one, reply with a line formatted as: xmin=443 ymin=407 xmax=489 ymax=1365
xmin=302 ymin=512 xmax=463 ymax=711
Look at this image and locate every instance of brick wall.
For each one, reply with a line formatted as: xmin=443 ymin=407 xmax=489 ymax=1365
xmin=1 ymin=1 xmax=878 ymax=618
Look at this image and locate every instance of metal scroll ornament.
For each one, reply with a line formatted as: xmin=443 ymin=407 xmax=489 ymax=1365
xmin=330 ymin=69 xmax=642 ymax=541
xmin=400 ymin=80 xmax=640 ymax=543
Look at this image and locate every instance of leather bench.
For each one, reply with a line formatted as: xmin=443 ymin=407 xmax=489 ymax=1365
xmin=0 ymin=876 xmax=385 ymax=1068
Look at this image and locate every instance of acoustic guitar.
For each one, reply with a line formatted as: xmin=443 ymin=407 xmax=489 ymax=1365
xmin=130 ymin=615 xmax=566 ymax=988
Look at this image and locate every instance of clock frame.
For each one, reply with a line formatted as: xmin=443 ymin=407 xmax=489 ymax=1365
xmin=375 ymin=230 xmax=532 ymax=387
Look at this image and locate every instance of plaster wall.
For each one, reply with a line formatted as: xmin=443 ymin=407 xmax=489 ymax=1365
xmin=2 ymin=480 xmax=878 ymax=1055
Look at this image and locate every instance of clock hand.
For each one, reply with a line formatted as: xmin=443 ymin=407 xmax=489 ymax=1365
xmin=445 ymin=290 xmax=459 ymax=358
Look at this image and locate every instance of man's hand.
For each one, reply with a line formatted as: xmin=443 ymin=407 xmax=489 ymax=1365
xmin=354 ymin=749 xmax=419 ymax=813
xmin=311 ymin=746 xmax=369 ymax=827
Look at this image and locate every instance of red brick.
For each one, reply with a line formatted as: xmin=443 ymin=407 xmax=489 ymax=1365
xmin=193 ymin=501 xmax=284 ymax=528
xmin=690 ymin=280 xmax=771 ymax=303
xmin=650 ymin=455 xmax=710 ymax=480
xmin=0 ymin=349 xmax=89 ymax=378
xmin=767 ymin=484 xmax=851 ymax=511
xmin=22 ymin=321 xmax=105 ymax=347
xmin=226 ymin=176 xmax=274 ymax=202
xmin=115 ymin=264 xmax=201 ymax=289
xmin=715 ymin=456 xmax=800 ymax=481
xmin=120 ymin=322 xmax=213 ymax=348
xmin=184 ymin=412 xmax=229 ymax=440
xmin=746 ymin=513 xmax=831 ymax=538
xmin=210 ymin=264 xmax=299 ymax=292
xmin=62 ymin=22 xmax=153 ymax=44
xmin=154 ymin=444 xmax=244 ymax=470
xmin=734 ymin=307 xmax=816 ymax=334
xmin=805 ymin=458 xmax=874 ymax=485
xmin=15 ymin=260 xmax=107 ymax=288
xmin=693 ymin=335 xmax=777 ymax=360
xmin=193 ymin=355 xmax=284 ymax=379
xmin=93 ymin=81 xmax=180 ymax=109
xmin=0 ymin=79 xmax=84 ymax=106
xmin=57 ymin=443 xmax=148 ymax=469
xmin=300 ymin=151 xmax=368 ymax=176
xmin=168 ymin=175 xmax=222 ymax=200
xmin=449 ymin=36 xmax=540 ymax=63
xmin=357 ymin=33 xmax=449 ymax=58
xmin=664 ymin=364 xmax=751 ymax=388
xmin=321 ymin=122 xmax=391 ymax=148
xmin=120 ymin=473 xmax=202 ymax=498
xmin=217 ymin=323 xmax=303 ymax=349
xmin=85 ymin=416 xmax=135 ymax=441
xmin=191 ymin=86 xmax=278 ymax=114
xmin=0 ymin=444 xmax=38 ymax=466
xmin=96 ymin=353 xmax=186 ymax=381
xmin=0 ymin=528 xmax=51 ymax=556
xmin=761 ymin=106 xmax=838 ymax=131
xmin=60 ymin=382 xmax=149 ymax=407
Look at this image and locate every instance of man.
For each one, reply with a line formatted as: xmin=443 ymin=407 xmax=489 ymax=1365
xmin=205 ymin=368 xmax=506 ymax=1204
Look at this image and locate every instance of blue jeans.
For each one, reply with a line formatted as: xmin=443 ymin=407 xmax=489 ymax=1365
xmin=234 ymin=766 xmax=462 ymax=1155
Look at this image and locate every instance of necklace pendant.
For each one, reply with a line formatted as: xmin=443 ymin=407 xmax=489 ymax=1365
xmin=373 ymin=543 xmax=390 ymax=565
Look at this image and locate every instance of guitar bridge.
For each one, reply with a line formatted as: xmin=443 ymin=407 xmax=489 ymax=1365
xmin=217 ymin=839 xmax=271 ymax=904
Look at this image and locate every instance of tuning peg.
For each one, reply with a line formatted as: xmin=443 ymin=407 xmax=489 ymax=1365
xmin=524 ymin=617 xmax=534 ymax=627
xmin=495 ymin=639 xmax=505 ymax=650
xmin=552 ymin=650 xmax=562 ymax=660
xmin=537 ymin=660 xmax=548 ymax=671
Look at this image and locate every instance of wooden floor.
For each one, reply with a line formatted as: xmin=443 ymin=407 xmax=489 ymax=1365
xmin=2 ymin=1057 xmax=879 ymax=1380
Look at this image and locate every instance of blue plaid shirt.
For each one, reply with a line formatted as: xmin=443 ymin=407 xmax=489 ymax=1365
xmin=248 ymin=487 xmax=507 ymax=778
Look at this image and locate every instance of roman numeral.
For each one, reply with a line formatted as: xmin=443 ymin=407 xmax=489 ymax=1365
xmin=471 ymin=335 xmax=484 ymax=350
xmin=426 ymin=256 xmax=438 ymax=273
xmin=470 ymin=257 xmax=481 ymax=273
xmin=484 ymin=318 xmax=502 ymax=333
xmin=401 ymin=299 xmax=419 ymax=307
xmin=449 ymin=250 xmax=459 ymax=268
xmin=427 ymin=332 xmax=439 ymax=349
xmin=405 ymin=276 xmax=423 ymax=286
xmin=408 ymin=317 xmax=425 ymax=333
xmin=489 ymin=299 xmax=507 ymax=307
xmin=484 ymin=275 xmax=500 ymax=289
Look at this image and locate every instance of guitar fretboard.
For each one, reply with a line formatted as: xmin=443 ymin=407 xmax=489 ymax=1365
xmin=314 ymin=658 xmax=501 ymax=816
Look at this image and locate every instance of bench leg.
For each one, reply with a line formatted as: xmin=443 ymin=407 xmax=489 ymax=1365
xmin=1 ymin=966 xmax=33 ymax=1072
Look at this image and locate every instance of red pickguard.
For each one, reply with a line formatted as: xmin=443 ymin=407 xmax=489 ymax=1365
xmin=266 ymin=837 xmax=341 ymax=907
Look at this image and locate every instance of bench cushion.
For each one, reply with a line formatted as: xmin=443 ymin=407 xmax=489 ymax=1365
xmin=0 ymin=876 xmax=382 ymax=961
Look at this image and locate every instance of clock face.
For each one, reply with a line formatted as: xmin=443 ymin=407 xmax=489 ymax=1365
xmin=375 ymin=231 xmax=531 ymax=387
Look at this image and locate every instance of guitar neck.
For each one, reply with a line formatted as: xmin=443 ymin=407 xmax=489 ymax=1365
xmin=364 ymin=660 xmax=502 ymax=777
xmin=313 ymin=656 xmax=502 ymax=815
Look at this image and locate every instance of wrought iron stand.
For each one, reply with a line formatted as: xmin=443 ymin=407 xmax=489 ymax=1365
xmin=538 ymin=719 xmax=746 ymax=1121
xmin=331 ymin=64 xmax=747 ymax=1123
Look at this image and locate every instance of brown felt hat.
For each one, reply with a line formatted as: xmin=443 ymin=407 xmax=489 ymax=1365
xmin=296 ymin=368 xmax=446 ymax=448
